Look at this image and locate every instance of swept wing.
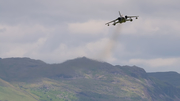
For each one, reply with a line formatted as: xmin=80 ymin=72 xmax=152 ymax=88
xmin=126 ymin=16 xmax=139 ymax=19
xmin=105 ymin=19 xmax=118 ymax=26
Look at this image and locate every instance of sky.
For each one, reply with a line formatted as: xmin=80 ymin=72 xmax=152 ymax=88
xmin=0 ymin=0 xmax=180 ymax=72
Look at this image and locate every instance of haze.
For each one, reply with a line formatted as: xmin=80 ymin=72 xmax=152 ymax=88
xmin=0 ymin=0 xmax=180 ymax=72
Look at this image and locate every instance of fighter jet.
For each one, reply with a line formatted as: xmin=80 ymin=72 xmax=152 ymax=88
xmin=105 ymin=11 xmax=139 ymax=26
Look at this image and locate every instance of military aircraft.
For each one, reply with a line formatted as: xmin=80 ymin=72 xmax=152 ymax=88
xmin=105 ymin=11 xmax=139 ymax=26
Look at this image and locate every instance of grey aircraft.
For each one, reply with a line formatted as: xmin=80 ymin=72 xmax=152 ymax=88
xmin=105 ymin=11 xmax=139 ymax=26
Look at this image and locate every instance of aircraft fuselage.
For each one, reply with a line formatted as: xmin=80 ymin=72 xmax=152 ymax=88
xmin=113 ymin=17 xmax=127 ymax=25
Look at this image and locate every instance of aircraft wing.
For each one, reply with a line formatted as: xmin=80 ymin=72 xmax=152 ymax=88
xmin=126 ymin=16 xmax=139 ymax=19
xmin=105 ymin=19 xmax=118 ymax=26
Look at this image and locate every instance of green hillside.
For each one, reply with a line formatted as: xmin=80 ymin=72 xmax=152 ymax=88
xmin=0 ymin=57 xmax=180 ymax=101
xmin=0 ymin=78 xmax=38 ymax=101
xmin=148 ymin=72 xmax=180 ymax=88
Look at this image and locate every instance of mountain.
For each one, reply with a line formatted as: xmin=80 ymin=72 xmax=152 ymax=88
xmin=0 ymin=57 xmax=180 ymax=101
xmin=0 ymin=57 xmax=47 ymax=82
xmin=148 ymin=72 xmax=180 ymax=88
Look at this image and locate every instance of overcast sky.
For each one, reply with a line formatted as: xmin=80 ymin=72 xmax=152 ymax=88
xmin=1 ymin=0 xmax=180 ymax=72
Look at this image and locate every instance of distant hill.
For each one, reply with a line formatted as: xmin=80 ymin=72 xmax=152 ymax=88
xmin=148 ymin=72 xmax=180 ymax=88
xmin=0 ymin=57 xmax=48 ymax=82
xmin=0 ymin=57 xmax=180 ymax=101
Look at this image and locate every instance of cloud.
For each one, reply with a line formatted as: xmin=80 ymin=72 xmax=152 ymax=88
xmin=129 ymin=58 xmax=180 ymax=67
xmin=22 ymin=38 xmax=115 ymax=63
xmin=0 ymin=37 xmax=47 ymax=57
xmin=121 ymin=17 xmax=180 ymax=36
xmin=1 ymin=0 xmax=180 ymax=73
xmin=0 ymin=24 xmax=53 ymax=43
xmin=144 ymin=0 xmax=180 ymax=5
xmin=68 ymin=20 xmax=108 ymax=35
xmin=125 ymin=57 xmax=180 ymax=72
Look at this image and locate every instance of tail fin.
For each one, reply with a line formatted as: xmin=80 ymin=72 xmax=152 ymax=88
xmin=119 ymin=11 xmax=122 ymax=17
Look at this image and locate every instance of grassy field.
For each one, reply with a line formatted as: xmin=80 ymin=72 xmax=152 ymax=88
xmin=30 ymin=89 xmax=77 ymax=101
xmin=0 ymin=86 xmax=37 ymax=101
xmin=0 ymin=78 xmax=37 ymax=101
